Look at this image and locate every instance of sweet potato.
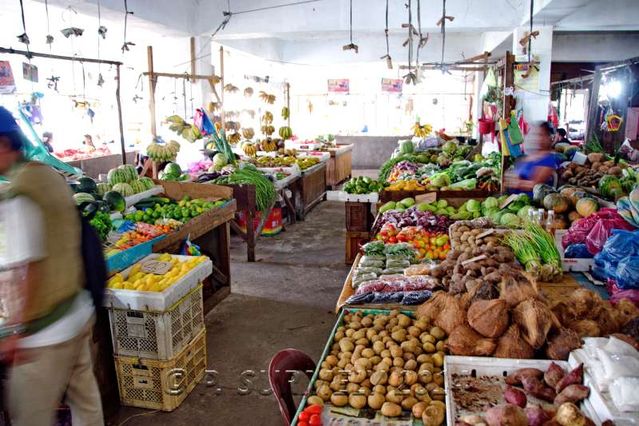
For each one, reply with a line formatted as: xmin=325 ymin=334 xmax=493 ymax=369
xmin=555 ymin=364 xmax=583 ymax=393
xmin=554 ymin=384 xmax=590 ymax=405
xmin=504 ymin=386 xmax=527 ymax=408
xmin=485 ymin=404 xmax=527 ymax=426
xmin=505 ymin=368 xmax=544 ymax=386
xmin=525 ymin=406 xmax=551 ymax=426
xmin=521 ymin=376 xmax=556 ymax=402
xmin=544 ymin=362 xmax=565 ymax=389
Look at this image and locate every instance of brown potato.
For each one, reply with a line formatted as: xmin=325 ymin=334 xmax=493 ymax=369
xmin=345 ymin=329 xmax=355 ymax=337
xmin=404 ymin=370 xmax=419 ymax=386
xmin=325 ymin=355 xmax=338 ymax=366
xmin=388 ymin=371 xmax=403 ymax=387
xmin=361 ymin=316 xmax=373 ymax=327
xmin=430 ymin=387 xmax=445 ymax=401
xmin=417 ymin=354 xmax=432 ymax=364
xmin=349 ymin=393 xmax=367 ymax=409
xmin=370 ymin=355 xmax=382 ymax=366
xmin=422 ymin=342 xmax=436 ymax=353
xmin=348 ymin=366 xmax=367 ymax=383
xmin=391 ymin=329 xmax=407 ymax=342
xmin=408 ymin=326 xmax=422 ymax=338
xmin=431 ymin=353 xmax=444 ymax=368
xmin=373 ymin=341 xmax=385 ymax=354
xmin=402 ymin=396 xmax=418 ymax=410
xmin=330 ymin=393 xmax=348 ymax=407
xmin=366 ymin=328 xmax=377 ymax=340
xmin=319 ymin=369 xmax=333 ymax=381
xmin=390 ymin=346 xmax=403 ymax=358
xmin=361 ymin=348 xmax=375 ymax=359
xmin=412 ymin=401 xmax=428 ymax=418
xmin=339 ymin=339 xmax=354 ymax=353
xmin=435 ymin=340 xmax=445 ymax=352
xmin=381 ymin=349 xmax=391 ymax=358
xmin=307 ymin=395 xmax=324 ymax=406
xmin=393 ymin=357 xmax=405 ymax=368
xmin=346 ymin=383 xmax=359 ymax=394
xmin=334 ymin=330 xmax=345 ymax=341
xmin=370 ymin=370 xmax=388 ymax=386
xmin=317 ymin=384 xmax=332 ymax=401
xmin=404 ymin=359 xmax=417 ymax=371
xmin=352 ymin=329 xmax=365 ymax=340
xmin=397 ymin=314 xmax=412 ymax=328
xmin=430 ymin=327 xmax=446 ymax=340
xmin=385 ymin=389 xmax=404 ymax=404
xmin=421 ymin=334 xmax=436 ymax=344
xmin=422 ymin=403 xmax=445 ymax=426
xmin=368 ymin=393 xmax=385 ymax=410
xmin=373 ymin=384 xmax=386 ymax=394
xmin=381 ymin=402 xmax=402 ymax=417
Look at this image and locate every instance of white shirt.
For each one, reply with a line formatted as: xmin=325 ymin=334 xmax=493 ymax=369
xmin=0 ymin=196 xmax=94 ymax=348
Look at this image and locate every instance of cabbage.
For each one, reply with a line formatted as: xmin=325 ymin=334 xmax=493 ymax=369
xmin=442 ymin=141 xmax=457 ymax=155
xmin=517 ymin=205 xmax=534 ymax=219
xmin=429 ymin=172 xmax=451 ymax=188
xmin=500 ymin=212 xmax=520 ymax=227
xmin=466 ymin=199 xmax=481 ymax=213
xmin=448 ymin=178 xmax=477 ymax=190
xmin=213 ymin=153 xmax=228 ymax=169
xmin=482 ymin=197 xmax=499 ymax=210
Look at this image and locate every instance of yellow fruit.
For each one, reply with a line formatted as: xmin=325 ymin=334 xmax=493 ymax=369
xmin=129 ymin=264 xmax=142 ymax=276
xmin=123 ymin=281 xmax=135 ymax=290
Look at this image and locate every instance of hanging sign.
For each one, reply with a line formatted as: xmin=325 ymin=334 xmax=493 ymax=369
xmin=0 ymin=61 xmax=15 ymax=94
xmin=513 ymin=63 xmax=539 ymax=92
xmin=22 ymin=63 xmax=38 ymax=83
xmin=381 ymin=78 xmax=402 ymax=93
xmin=328 ymin=79 xmax=349 ymax=93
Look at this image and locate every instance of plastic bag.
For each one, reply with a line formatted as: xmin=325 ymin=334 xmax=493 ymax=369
xmin=564 ymin=244 xmax=592 ymax=258
xmin=563 ymin=209 xmax=633 ymax=250
xmin=359 ymin=257 xmax=385 ymax=268
xmin=599 ymin=230 xmax=639 ymax=263
xmin=386 ymin=259 xmax=411 ymax=269
xmin=615 ymin=256 xmax=639 ymax=289
xmin=610 ymin=377 xmax=639 ymax=412
xmin=610 ymin=289 xmax=639 ymax=307
xmin=345 ymin=290 xmax=432 ymax=306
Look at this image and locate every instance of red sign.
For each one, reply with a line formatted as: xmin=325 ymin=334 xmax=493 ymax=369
xmin=328 ymin=79 xmax=349 ymax=93
xmin=381 ymin=78 xmax=402 ymax=93
xmin=0 ymin=61 xmax=15 ymax=94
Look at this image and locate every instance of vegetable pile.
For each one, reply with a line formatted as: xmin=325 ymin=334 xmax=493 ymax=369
xmin=503 ymin=224 xmax=563 ymax=282
xmin=214 ymin=165 xmax=277 ymax=211
xmin=343 ymin=176 xmax=383 ymax=194
xmin=375 ymin=224 xmax=450 ymax=261
xmin=306 ymin=310 xmax=447 ymax=424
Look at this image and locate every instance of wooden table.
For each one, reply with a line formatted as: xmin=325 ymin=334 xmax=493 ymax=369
xmin=326 ymin=144 xmax=353 ymax=189
xmin=295 ymin=162 xmax=327 ymax=220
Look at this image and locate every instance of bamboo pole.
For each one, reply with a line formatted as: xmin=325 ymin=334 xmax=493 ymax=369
xmin=286 ymin=82 xmax=291 ymax=128
xmin=147 ymin=46 xmax=157 ymax=137
xmin=115 ymin=65 xmax=127 ymax=165
xmin=219 ymin=46 xmax=225 ymax=129
xmin=190 ymin=36 xmax=196 ymax=83
xmin=0 ymin=47 xmax=122 ymax=65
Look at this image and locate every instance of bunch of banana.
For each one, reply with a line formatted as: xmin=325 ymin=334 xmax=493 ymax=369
xmin=241 ymin=128 xmax=255 ymax=140
xmin=261 ymin=125 xmax=275 ymax=136
xmin=244 ymin=87 xmax=254 ymax=97
xmin=242 ymin=142 xmax=257 ymax=157
xmin=278 ymin=126 xmax=293 ymax=140
xmin=277 ymin=148 xmax=297 ymax=156
xmin=262 ymin=111 xmax=274 ymax=124
xmin=297 ymin=157 xmax=320 ymax=170
xmin=259 ymin=91 xmax=276 ymax=104
xmin=254 ymin=156 xmax=296 ymax=167
xmin=411 ymin=121 xmax=433 ymax=138
xmin=261 ymin=138 xmax=278 ymax=152
xmin=206 ymin=102 xmax=220 ymax=113
xmin=165 ymin=115 xmax=201 ymax=142
xmin=148 ymin=140 xmax=180 ymax=162
xmin=224 ymin=83 xmax=239 ymax=93
xmin=228 ymin=132 xmax=241 ymax=145
xmin=224 ymin=121 xmax=240 ymax=132
xmin=281 ymin=106 xmax=290 ymax=119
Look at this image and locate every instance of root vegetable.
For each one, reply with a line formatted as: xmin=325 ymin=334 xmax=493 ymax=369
xmin=412 ymin=401 xmax=428 ymax=418
xmin=370 ymin=370 xmax=388 ymax=386
xmin=505 ymin=368 xmax=544 ymax=386
xmin=485 ymin=404 xmax=527 ymax=426
xmin=504 ymin=386 xmax=527 ymax=408
xmin=554 ymin=384 xmax=590 ymax=405
xmin=521 ymin=376 xmax=556 ymax=402
xmin=555 ymin=402 xmax=587 ymax=426
xmin=330 ymin=393 xmax=348 ymax=407
xmin=555 ymin=364 xmax=583 ymax=393
xmin=546 ymin=328 xmax=582 ymax=361
xmin=368 ymin=393 xmax=385 ymax=410
xmin=494 ymin=325 xmax=534 ymax=359
xmin=447 ymin=325 xmax=496 ymax=356
xmin=423 ymin=404 xmax=446 ymax=426
xmin=401 ymin=396 xmax=418 ymax=410
xmin=381 ymin=401 xmax=402 ymax=417
xmin=467 ymin=299 xmax=510 ymax=338
xmin=525 ymin=405 xmax=551 ymax=426
xmin=544 ymin=362 xmax=565 ymax=389
xmin=349 ymin=393 xmax=367 ymax=409
xmin=306 ymin=395 xmax=324 ymax=406
xmin=317 ymin=384 xmax=332 ymax=401
xmin=512 ymin=299 xmax=556 ymax=349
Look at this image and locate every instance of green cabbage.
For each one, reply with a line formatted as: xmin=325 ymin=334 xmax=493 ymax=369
xmin=500 ymin=212 xmax=520 ymax=227
xmin=429 ymin=172 xmax=451 ymax=188
xmin=482 ymin=197 xmax=499 ymax=210
xmin=466 ymin=199 xmax=481 ymax=213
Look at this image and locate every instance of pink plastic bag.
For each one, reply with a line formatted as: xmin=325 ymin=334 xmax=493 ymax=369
xmin=581 ymin=209 xmax=634 ymax=255
xmin=610 ymin=290 xmax=639 ymax=307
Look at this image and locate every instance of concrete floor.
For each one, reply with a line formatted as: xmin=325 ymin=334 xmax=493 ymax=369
xmin=113 ymin=201 xmax=350 ymax=426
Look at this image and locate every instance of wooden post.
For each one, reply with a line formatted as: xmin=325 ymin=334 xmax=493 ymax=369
xmin=190 ymin=37 xmax=196 ymax=83
xmin=147 ymin=46 xmax=157 ymax=137
xmin=115 ymin=64 xmax=127 ymax=165
xmin=500 ymin=51 xmax=515 ymax=193
xmin=219 ymin=46 xmax=225 ymax=128
xmin=285 ymin=82 xmax=291 ymax=128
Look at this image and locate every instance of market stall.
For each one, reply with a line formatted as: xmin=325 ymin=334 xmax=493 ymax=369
xmin=65 ymin=151 xmax=137 ymax=179
xmin=296 ymin=161 xmax=328 ymax=219
xmin=325 ymin=144 xmax=354 ymax=189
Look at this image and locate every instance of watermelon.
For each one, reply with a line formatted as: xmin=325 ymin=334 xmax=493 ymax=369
xmin=399 ymin=140 xmax=414 ymax=154
xmin=598 ymin=175 xmax=624 ymax=200
xmin=112 ymin=183 xmax=134 ymax=197
xmin=77 ymin=177 xmax=97 ymax=194
xmin=130 ymin=180 xmax=147 ymax=194
xmin=164 ymin=162 xmax=182 ymax=178
xmin=73 ymin=192 xmax=95 ymax=205
xmin=96 ymin=182 xmax=111 ymax=197
xmin=118 ymin=164 xmax=138 ymax=183
xmin=104 ymin=191 xmax=126 ymax=212
xmin=139 ymin=177 xmax=155 ymax=190
xmin=107 ymin=167 xmax=128 ymax=185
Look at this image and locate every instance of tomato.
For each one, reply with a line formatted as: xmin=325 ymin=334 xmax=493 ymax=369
xmin=298 ymin=422 xmax=309 ymax=426
xmin=388 ymin=236 xmax=397 ymax=244
xmin=309 ymin=414 xmax=322 ymax=426
xmin=299 ymin=411 xmax=310 ymax=421
xmin=305 ymin=405 xmax=322 ymax=415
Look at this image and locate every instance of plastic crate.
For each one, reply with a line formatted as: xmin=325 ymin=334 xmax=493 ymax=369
xmin=103 ymin=254 xmax=212 ymax=311
xmin=115 ymin=327 xmax=207 ymax=412
xmin=109 ymin=285 xmax=204 ymax=359
xmin=106 ymin=236 xmax=167 ymax=275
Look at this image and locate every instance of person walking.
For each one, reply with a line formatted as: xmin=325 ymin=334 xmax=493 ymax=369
xmin=0 ymin=107 xmax=103 ymax=426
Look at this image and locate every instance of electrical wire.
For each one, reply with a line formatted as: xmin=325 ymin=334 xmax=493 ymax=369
xmin=18 ymin=0 xmax=31 ymax=57
xmin=384 ymin=0 xmax=390 ymax=57
xmin=440 ymin=0 xmax=446 ymax=67
xmin=528 ymin=0 xmax=534 ymax=64
xmin=231 ymin=0 xmax=321 ymax=15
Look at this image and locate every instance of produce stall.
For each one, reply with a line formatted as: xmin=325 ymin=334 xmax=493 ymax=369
xmin=296 ymin=161 xmax=328 ymax=219
xmin=325 ymin=144 xmax=354 ymax=189
xmin=64 ymin=152 xmax=137 ymax=178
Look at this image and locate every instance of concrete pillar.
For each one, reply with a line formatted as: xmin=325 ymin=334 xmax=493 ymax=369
xmin=512 ymin=25 xmax=553 ymax=123
xmin=194 ymin=35 xmax=215 ymax=108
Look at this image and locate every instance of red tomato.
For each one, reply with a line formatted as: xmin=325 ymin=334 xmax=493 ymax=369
xmin=305 ymin=405 xmax=322 ymax=415
xmin=388 ymin=236 xmax=397 ymax=243
xmin=298 ymin=422 xmax=309 ymax=426
xmin=309 ymin=414 xmax=322 ymax=426
xmin=299 ymin=411 xmax=310 ymax=421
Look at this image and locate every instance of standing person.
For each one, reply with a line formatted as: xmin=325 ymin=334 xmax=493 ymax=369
xmin=553 ymin=128 xmax=570 ymax=147
xmin=82 ymin=134 xmax=96 ymax=152
xmin=42 ymin=131 xmax=54 ymax=153
xmin=0 ymin=107 xmax=103 ymax=426
xmin=505 ymin=121 xmax=559 ymax=195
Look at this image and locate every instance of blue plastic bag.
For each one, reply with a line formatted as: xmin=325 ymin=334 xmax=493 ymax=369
xmin=564 ymin=244 xmax=592 ymax=259
xmin=615 ymin=256 xmax=639 ymax=289
xmin=598 ymin=229 xmax=639 ymax=264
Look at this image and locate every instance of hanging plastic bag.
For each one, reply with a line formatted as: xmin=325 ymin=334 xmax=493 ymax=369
xmin=599 ymin=229 xmax=639 ymax=263
xmin=615 ymin=255 xmax=639 ymax=290
xmin=584 ymin=209 xmax=635 ymax=255
xmin=180 ymin=236 xmax=201 ymax=256
xmin=508 ymin=110 xmax=524 ymax=145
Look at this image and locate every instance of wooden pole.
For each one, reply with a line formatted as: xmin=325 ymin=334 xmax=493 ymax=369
xmin=190 ymin=37 xmax=196 ymax=83
xmin=586 ymin=70 xmax=602 ymax=147
xmin=500 ymin=51 xmax=515 ymax=193
xmin=115 ymin=64 xmax=127 ymax=165
xmin=286 ymin=82 xmax=291 ymax=128
xmin=147 ymin=46 xmax=157 ymax=137
xmin=0 ymin=46 xmax=121 ymax=66
xmin=219 ymin=46 xmax=225 ymax=128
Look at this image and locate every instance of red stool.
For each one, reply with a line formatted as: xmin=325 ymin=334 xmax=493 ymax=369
xmin=268 ymin=349 xmax=316 ymax=425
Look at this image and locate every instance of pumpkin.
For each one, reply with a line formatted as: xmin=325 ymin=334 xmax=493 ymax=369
xmin=559 ymin=186 xmax=578 ymax=204
xmin=533 ymin=184 xmax=555 ymax=205
xmin=575 ymin=197 xmax=599 ymax=217
xmin=568 ymin=211 xmax=583 ymax=223
xmin=543 ymin=193 xmax=570 ymax=213
xmin=568 ymin=190 xmax=588 ymax=206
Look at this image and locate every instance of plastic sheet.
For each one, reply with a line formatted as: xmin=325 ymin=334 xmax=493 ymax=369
xmin=345 ymin=290 xmax=433 ymax=306
xmin=610 ymin=377 xmax=639 ymax=412
xmin=564 ymin=243 xmax=592 ymax=258
xmin=561 ymin=209 xmax=634 ymax=250
xmin=615 ymin=256 xmax=639 ymax=289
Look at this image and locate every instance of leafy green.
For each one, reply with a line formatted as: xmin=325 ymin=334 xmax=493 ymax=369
xmin=89 ymin=211 xmax=112 ymax=242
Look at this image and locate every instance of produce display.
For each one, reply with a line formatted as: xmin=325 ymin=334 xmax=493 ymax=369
xmin=450 ymin=362 xmax=595 ymax=426
xmin=124 ymin=196 xmax=226 ymax=223
xmin=343 ymin=176 xmax=383 ymax=194
xmin=304 ymin=309 xmax=448 ymax=424
xmin=159 ymin=162 xmax=190 ymax=182
xmin=147 ymin=139 xmax=181 ymax=163
xmin=503 ymin=224 xmax=563 ymax=282
xmin=213 ymin=165 xmax=277 ymax=211
xmin=106 ymin=253 xmax=207 ymax=292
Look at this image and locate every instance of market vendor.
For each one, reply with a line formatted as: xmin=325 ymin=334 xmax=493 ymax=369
xmin=0 ymin=107 xmax=104 ymax=426
xmin=82 ymin=133 xmax=96 ymax=152
xmin=42 ymin=131 xmax=53 ymax=153
xmin=505 ymin=121 xmax=560 ymax=194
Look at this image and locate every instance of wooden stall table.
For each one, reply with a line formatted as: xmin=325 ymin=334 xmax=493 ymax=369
xmin=380 ymin=188 xmax=494 ymax=203
xmin=293 ymin=162 xmax=327 ymax=220
xmin=64 ymin=152 xmax=137 ymax=178
xmin=325 ymin=144 xmax=353 ymax=189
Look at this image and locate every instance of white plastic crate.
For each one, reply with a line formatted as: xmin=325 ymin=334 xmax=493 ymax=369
xmin=444 ymin=356 xmax=592 ymax=426
xmin=108 ymin=284 xmax=204 ymax=359
xmin=554 ymin=230 xmax=594 ymax=272
xmin=103 ymin=254 xmax=212 ymax=311
xmin=326 ymin=190 xmax=379 ymax=203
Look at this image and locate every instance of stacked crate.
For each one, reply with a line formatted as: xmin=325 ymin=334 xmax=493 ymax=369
xmin=103 ymin=254 xmax=212 ymax=411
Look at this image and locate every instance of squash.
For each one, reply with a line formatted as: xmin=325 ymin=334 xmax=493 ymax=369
xmin=575 ymin=198 xmax=599 ymax=217
xmin=533 ymin=184 xmax=555 ymax=206
xmin=568 ymin=211 xmax=583 ymax=223
xmin=559 ymin=186 xmax=578 ymax=204
xmin=543 ymin=193 xmax=570 ymax=213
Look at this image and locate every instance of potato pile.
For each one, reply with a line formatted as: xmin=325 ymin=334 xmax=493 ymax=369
xmin=449 ymin=219 xmax=506 ymax=252
xmin=560 ymin=153 xmax=624 ymax=187
xmin=310 ymin=310 xmax=447 ymax=425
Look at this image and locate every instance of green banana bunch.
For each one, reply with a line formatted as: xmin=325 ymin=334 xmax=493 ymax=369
xmin=281 ymin=107 xmax=290 ymax=120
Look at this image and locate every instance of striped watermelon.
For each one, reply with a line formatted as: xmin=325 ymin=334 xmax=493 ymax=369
xmin=139 ymin=177 xmax=155 ymax=190
xmin=107 ymin=168 xmax=128 ymax=185
xmin=118 ymin=164 xmax=138 ymax=183
xmin=112 ymin=183 xmax=134 ymax=197
xmin=96 ymin=182 xmax=112 ymax=197
xmin=73 ymin=192 xmax=95 ymax=205
xmin=130 ymin=180 xmax=147 ymax=194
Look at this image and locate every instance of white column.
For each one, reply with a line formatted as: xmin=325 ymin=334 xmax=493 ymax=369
xmin=512 ymin=25 xmax=553 ymax=123
xmin=194 ymin=35 xmax=215 ymax=108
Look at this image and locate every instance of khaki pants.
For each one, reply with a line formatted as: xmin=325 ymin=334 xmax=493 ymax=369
xmin=7 ymin=320 xmax=104 ymax=426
